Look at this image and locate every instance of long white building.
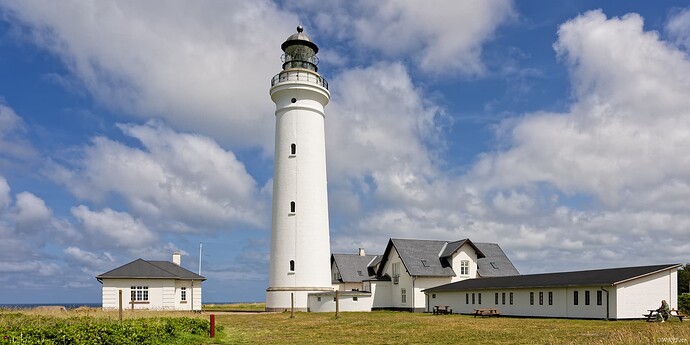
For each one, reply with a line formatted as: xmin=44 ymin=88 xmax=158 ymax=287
xmin=266 ymin=26 xmax=333 ymax=312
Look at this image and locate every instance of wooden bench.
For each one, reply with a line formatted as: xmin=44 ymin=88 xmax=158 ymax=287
xmin=433 ymin=305 xmax=452 ymax=315
xmin=670 ymin=309 xmax=686 ymax=322
xmin=644 ymin=309 xmax=686 ymax=322
xmin=474 ymin=308 xmax=500 ymax=318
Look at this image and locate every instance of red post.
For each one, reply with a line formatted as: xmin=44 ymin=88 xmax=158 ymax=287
xmin=210 ymin=314 xmax=215 ymax=338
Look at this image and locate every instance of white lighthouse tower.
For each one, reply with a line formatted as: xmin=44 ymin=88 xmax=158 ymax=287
xmin=266 ymin=26 xmax=333 ymax=311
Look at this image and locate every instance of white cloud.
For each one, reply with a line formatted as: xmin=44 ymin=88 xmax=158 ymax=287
xmin=470 ymin=10 xmax=690 ymax=207
xmin=49 ymin=121 xmax=266 ymax=231
xmin=665 ymin=7 xmax=690 ymax=51
xmin=0 ymin=176 xmax=10 ymax=212
xmin=1 ymin=0 xmax=299 ymax=149
xmin=0 ymin=102 xmax=37 ymax=167
xmin=71 ymin=205 xmax=156 ymax=249
xmin=13 ymin=192 xmax=52 ymax=235
xmin=290 ymin=0 xmax=515 ymax=75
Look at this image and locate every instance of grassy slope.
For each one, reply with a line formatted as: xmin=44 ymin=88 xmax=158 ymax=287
xmin=210 ymin=311 xmax=690 ymax=345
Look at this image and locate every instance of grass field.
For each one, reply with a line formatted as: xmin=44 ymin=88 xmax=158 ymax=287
xmin=2 ymin=304 xmax=689 ymax=344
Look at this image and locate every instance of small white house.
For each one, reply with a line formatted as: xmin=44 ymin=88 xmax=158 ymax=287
xmin=96 ymin=252 xmax=205 ymax=311
xmin=424 ymin=264 xmax=680 ymax=319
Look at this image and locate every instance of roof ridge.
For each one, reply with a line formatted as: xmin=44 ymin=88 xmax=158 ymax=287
xmin=142 ymin=260 xmax=180 ymax=278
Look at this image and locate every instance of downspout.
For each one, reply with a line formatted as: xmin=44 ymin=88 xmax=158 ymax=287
xmin=600 ymin=287 xmax=609 ymax=321
xmin=412 ymin=277 xmax=416 ymax=313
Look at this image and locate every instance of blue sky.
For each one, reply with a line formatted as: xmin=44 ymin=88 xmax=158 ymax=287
xmin=1 ymin=1 xmax=690 ymax=304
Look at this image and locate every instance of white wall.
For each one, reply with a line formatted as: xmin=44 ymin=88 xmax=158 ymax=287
xmin=307 ymin=292 xmax=373 ymax=312
xmin=427 ymin=268 xmax=679 ymax=319
xmin=101 ymin=279 xmax=202 ymax=311
xmin=449 ymin=243 xmax=479 ymax=282
xmin=615 ymin=269 xmax=678 ymax=319
xmin=370 ymin=281 xmax=392 ymax=309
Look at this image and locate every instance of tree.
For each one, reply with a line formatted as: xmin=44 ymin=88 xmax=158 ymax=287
xmin=679 ymin=264 xmax=690 ymax=295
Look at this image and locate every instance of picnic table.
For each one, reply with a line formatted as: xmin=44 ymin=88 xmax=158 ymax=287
xmin=644 ymin=309 xmax=686 ymax=322
xmin=474 ymin=308 xmax=500 ymax=317
xmin=644 ymin=309 xmax=659 ymax=322
xmin=433 ymin=305 xmax=452 ymax=315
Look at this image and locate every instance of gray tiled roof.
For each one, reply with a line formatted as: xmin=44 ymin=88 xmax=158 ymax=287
xmin=332 ymin=254 xmax=380 ymax=283
xmin=475 ymin=242 xmax=520 ymax=277
xmin=96 ymin=259 xmax=206 ymax=281
xmin=377 ymin=238 xmax=477 ymax=277
xmin=424 ymin=264 xmax=680 ymax=292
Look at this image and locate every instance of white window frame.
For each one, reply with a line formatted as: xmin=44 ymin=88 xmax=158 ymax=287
xmin=460 ymin=260 xmax=469 ymax=275
xmin=131 ymin=286 xmax=149 ymax=301
xmin=401 ymin=288 xmax=407 ymax=304
xmin=180 ymin=287 xmax=187 ymax=301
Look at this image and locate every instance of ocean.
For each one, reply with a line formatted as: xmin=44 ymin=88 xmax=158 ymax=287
xmin=0 ymin=303 xmax=101 ymax=309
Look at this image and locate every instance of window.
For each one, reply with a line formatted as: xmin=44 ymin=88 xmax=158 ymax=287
xmin=392 ymin=262 xmax=400 ymax=284
xmin=289 ymin=260 xmax=295 ymax=272
xmin=401 ymin=288 xmax=407 ymax=303
xmin=478 ymin=293 xmax=482 ymax=305
xmin=472 ymin=293 xmax=476 ymax=304
xmin=460 ymin=260 xmax=470 ymax=275
xmin=548 ymin=292 xmax=553 ymax=306
xmin=420 ymin=259 xmax=429 ymax=267
xmin=530 ymin=292 xmax=534 ymax=305
xmin=585 ymin=291 xmax=590 ymax=306
xmin=490 ymin=262 xmax=499 ymax=269
xmin=317 ymin=297 xmax=321 ymax=302
xmin=432 ymin=294 xmax=436 ymax=299
xmin=539 ymin=292 xmax=543 ymax=305
xmin=290 ymin=143 xmax=296 ymax=155
xmin=495 ymin=293 xmax=499 ymax=305
xmin=353 ymin=297 xmax=358 ymax=301
xmin=509 ymin=292 xmax=514 ymax=305
xmin=333 ymin=271 xmax=340 ymax=281
xmin=466 ymin=293 xmax=469 ymax=304
xmin=502 ymin=292 xmax=506 ymax=305
xmin=290 ymin=201 xmax=295 ymax=213
xmin=180 ymin=287 xmax=186 ymax=301
xmin=574 ymin=291 xmax=579 ymax=305
xmin=357 ymin=270 xmax=363 ymax=276
xmin=131 ymin=286 xmax=149 ymax=301
xmin=597 ymin=290 xmax=603 ymax=306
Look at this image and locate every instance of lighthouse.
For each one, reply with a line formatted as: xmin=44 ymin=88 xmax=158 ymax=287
xmin=266 ymin=26 xmax=333 ymax=311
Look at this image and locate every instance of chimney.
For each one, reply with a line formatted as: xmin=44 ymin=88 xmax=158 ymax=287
xmin=358 ymin=248 xmax=365 ymax=256
xmin=172 ymin=252 xmax=181 ymax=266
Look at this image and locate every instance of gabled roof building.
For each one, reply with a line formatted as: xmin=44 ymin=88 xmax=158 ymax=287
xmin=97 ymin=252 xmax=205 ymax=311
xmin=424 ymin=263 xmax=680 ymax=319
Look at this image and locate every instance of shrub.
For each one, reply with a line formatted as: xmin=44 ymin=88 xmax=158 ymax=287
xmin=0 ymin=314 xmax=221 ymax=345
xmin=679 ymin=294 xmax=690 ymax=314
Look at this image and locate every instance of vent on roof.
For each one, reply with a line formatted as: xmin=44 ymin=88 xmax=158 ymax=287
xmin=421 ymin=259 xmax=430 ymax=267
xmin=490 ymin=262 xmax=499 ymax=269
xmin=357 ymin=270 xmax=363 ymax=276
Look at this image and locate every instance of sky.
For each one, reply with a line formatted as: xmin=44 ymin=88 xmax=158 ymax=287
xmin=1 ymin=0 xmax=690 ymax=304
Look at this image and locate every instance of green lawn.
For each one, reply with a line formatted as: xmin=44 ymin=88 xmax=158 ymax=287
xmin=207 ymin=311 xmax=690 ymax=345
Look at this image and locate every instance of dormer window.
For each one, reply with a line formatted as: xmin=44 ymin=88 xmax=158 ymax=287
xmin=460 ymin=260 xmax=469 ymax=275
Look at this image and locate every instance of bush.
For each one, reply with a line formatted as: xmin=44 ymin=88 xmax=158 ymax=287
xmin=0 ymin=314 xmax=221 ymax=345
xmin=679 ymin=294 xmax=690 ymax=314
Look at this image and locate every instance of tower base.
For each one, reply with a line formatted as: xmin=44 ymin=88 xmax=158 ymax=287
xmin=266 ymin=287 xmax=333 ymax=312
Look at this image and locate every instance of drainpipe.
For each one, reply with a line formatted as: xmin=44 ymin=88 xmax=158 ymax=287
xmin=412 ymin=277 xmax=416 ymax=313
xmin=600 ymin=287 xmax=609 ymax=321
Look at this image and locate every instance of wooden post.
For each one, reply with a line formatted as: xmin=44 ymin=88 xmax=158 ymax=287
xmin=131 ymin=290 xmax=135 ymax=311
xmin=335 ymin=290 xmax=340 ymax=319
xmin=209 ymin=314 xmax=215 ymax=338
xmin=290 ymin=292 xmax=295 ymax=318
xmin=118 ymin=290 xmax=123 ymax=321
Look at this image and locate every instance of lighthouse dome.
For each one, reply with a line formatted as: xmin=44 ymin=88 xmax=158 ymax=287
xmin=281 ymin=25 xmax=319 ymax=54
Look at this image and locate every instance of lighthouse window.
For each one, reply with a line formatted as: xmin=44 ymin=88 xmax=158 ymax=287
xmin=291 ymin=98 xmax=297 ymax=103
xmin=290 ymin=201 xmax=295 ymax=213
xmin=289 ymin=260 xmax=295 ymax=272
xmin=291 ymin=143 xmax=296 ymax=155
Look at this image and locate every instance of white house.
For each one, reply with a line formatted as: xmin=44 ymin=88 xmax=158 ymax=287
xmin=96 ymin=252 xmax=205 ymax=311
xmin=423 ymin=264 xmax=680 ymax=319
xmin=309 ymin=238 xmax=518 ymax=312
